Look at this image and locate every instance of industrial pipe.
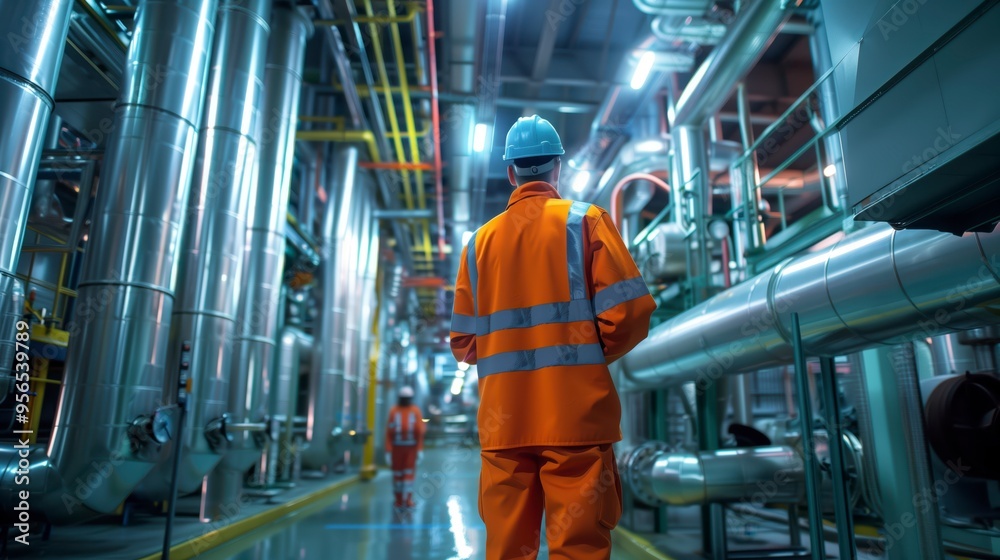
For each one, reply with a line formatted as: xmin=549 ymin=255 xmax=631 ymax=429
xmin=210 ymin=4 xmax=311 ymax=519
xmin=609 ymin=173 xmax=671 ymax=230
xmin=635 ymin=445 xmax=804 ymax=506
xmin=132 ymin=0 xmax=271 ymax=512
xmin=303 ymin=145 xmax=359 ymax=470
xmin=45 ymin=0 xmax=218 ymax=518
xmin=135 ymin=0 xmax=271 ymax=504
xmin=0 ymin=0 xmax=73 ymax=406
xmin=623 ymin=224 xmax=1000 ymax=388
xmin=671 ymin=0 xmax=793 ymax=128
xmin=267 ymin=325 xmax=312 ymax=485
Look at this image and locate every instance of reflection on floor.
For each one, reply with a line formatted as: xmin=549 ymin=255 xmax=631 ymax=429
xmin=197 ymin=446 xmax=647 ymax=560
xmin=202 ymin=445 xmax=487 ymax=560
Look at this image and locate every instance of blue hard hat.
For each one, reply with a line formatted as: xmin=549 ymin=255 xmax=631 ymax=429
xmin=503 ymin=115 xmax=565 ymax=161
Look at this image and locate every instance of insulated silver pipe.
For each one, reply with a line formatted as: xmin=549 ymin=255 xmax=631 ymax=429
xmin=216 ymin=3 xmax=309 ymax=511
xmin=928 ymin=333 xmax=978 ymax=376
xmin=447 ymin=0 xmax=476 ymax=279
xmin=47 ymin=0 xmax=217 ymax=516
xmin=623 ymin=225 xmax=1000 ymax=388
xmin=357 ymin=185 xmax=380 ymax=441
xmin=139 ymin=0 xmax=271 ymax=502
xmin=268 ymin=325 xmax=311 ymax=484
xmin=636 ymin=445 xmax=804 ymax=506
xmin=0 ymin=280 xmax=24 ymax=404
xmin=0 ymin=0 xmax=73 ymax=404
xmin=671 ymin=0 xmax=792 ymax=128
xmin=134 ymin=0 xmax=271 ymax=507
xmin=303 ymin=145 xmax=359 ymax=469
xmin=342 ymin=173 xmax=366 ymax=440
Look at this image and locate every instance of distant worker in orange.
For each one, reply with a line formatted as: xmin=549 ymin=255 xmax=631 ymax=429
xmin=384 ymin=386 xmax=425 ymax=509
xmin=450 ymin=115 xmax=656 ymax=559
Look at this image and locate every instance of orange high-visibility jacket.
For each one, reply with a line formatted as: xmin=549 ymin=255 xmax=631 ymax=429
xmin=385 ymin=404 xmax=426 ymax=452
xmin=450 ymin=181 xmax=656 ymax=450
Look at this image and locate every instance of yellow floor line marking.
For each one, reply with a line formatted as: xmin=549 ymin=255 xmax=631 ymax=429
xmin=137 ymin=476 xmax=360 ymax=560
xmin=612 ymin=526 xmax=676 ymax=560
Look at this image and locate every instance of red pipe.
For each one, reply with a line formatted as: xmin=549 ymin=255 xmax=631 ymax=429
xmin=426 ymin=0 xmax=446 ymax=260
xmin=609 ymin=172 xmax=671 ymax=228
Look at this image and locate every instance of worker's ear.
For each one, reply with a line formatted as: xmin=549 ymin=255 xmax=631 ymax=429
xmin=507 ymin=165 xmax=517 ymax=186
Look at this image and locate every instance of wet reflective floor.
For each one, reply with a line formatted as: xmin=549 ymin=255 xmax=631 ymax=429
xmin=198 ymin=446 xmax=649 ymax=560
xmin=202 ymin=446 xmax=492 ymax=559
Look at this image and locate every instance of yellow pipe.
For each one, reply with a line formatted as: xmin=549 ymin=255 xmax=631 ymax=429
xmin=361 ymin=265 xmax=383 ymax=481
xmin=314 ymin=8 xmax=420 ymax=26
xmin=76 ymin=0 xmax=128 ymax=51
xmin=54 ymin=252 xmax=68 ymax=323
xmin=298 ymin=115 xmax=346 ymax=127
xmin=361 ymin=0 xmax=414 ymax=211
xmin=27 ymin=359 xmax=50 ymax=444
xmin=385 ymin=0 xmax=433 ymax=264
xmin=386 ymin=125 xmax=431 ymax=139
xmin=295 ymin=129 xmax=381 ymax=163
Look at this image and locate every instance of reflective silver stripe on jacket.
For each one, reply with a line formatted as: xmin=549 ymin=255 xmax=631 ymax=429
xmin=451 ymin=312 xmax=476 ymax=334
xmin=477 ymin=343 xmax=605 ymax=378
xmin=467 ymin=231 xmax=479 ymax=317
xmin=594 ymin=276 xmax=649 ymax=315
xmin=566 ymin=201 xmax=589 ymax=301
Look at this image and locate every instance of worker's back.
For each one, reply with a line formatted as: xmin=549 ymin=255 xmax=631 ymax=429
xmin=456 ymin=181 xmax=653 ymax=450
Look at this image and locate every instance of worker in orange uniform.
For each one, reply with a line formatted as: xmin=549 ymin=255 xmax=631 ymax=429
xmin=450 ymin=115 xmax=656 ymax=559
xmin=384 ymin=386 xmax=426 ymax=509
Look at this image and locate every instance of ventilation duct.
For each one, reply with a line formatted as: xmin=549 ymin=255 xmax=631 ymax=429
xmin=38 ymin=0 xmax=217 ymax=518
xmin=0 ymin=0 xmax=73 ymax=407
xmin=623 ymin=224 xmax=1000 ymax=388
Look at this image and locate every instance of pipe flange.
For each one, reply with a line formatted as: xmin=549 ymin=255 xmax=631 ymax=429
xmin=624 ymin=440 xmax=671 ymax=507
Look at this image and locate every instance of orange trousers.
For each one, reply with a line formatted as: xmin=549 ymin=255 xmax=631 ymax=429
xmin=479 ymin=444 xmax=622 ymax=560
xmin=391 ymin=446 xmax=418 ymax=506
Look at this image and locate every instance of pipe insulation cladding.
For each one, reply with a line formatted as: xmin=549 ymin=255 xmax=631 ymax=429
xmin=207 ymin=4 xmax=311 ymax=519
xmin=0 ymin=0 xmax=73 ymax=404
xmin=45 ymin=0 xmax=219 ymax=518
xmin=623 ymin=224 xmax=1000 ymax=389
xmin=135 ymin=0 xmax=272 ymax=505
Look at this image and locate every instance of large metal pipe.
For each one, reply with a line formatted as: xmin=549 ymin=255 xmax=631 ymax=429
xmin=210 ymin=4 xmax=310 ymax=516
xmin=0 ymin=0 xmax=73 ymax=405
xmin=928 ymin=333 xmax=978 ymax=376
xmin=636 ymin=446 xmax=804 ymax=506
xmin=44 ymin=0 xmax=218 ymax=517
xmin=447 ymin=0 xmax=477 ymax=281
xmin=141 ymin=0 xmax=270 ymax=504
xmin=623 ymin=225 xmax=1000 ymax=388
xmin=135 ymin=0 xmax=271 ymax=506
xmin=356 ymin=184 xmax=380 ymax=445
xmin=267 ymin=324 xmax=311 ymax=484
xmin=303 ymin=144 xmax=359 ymax=469
xmin=671 ymin=0 xmax=793 ymax=128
